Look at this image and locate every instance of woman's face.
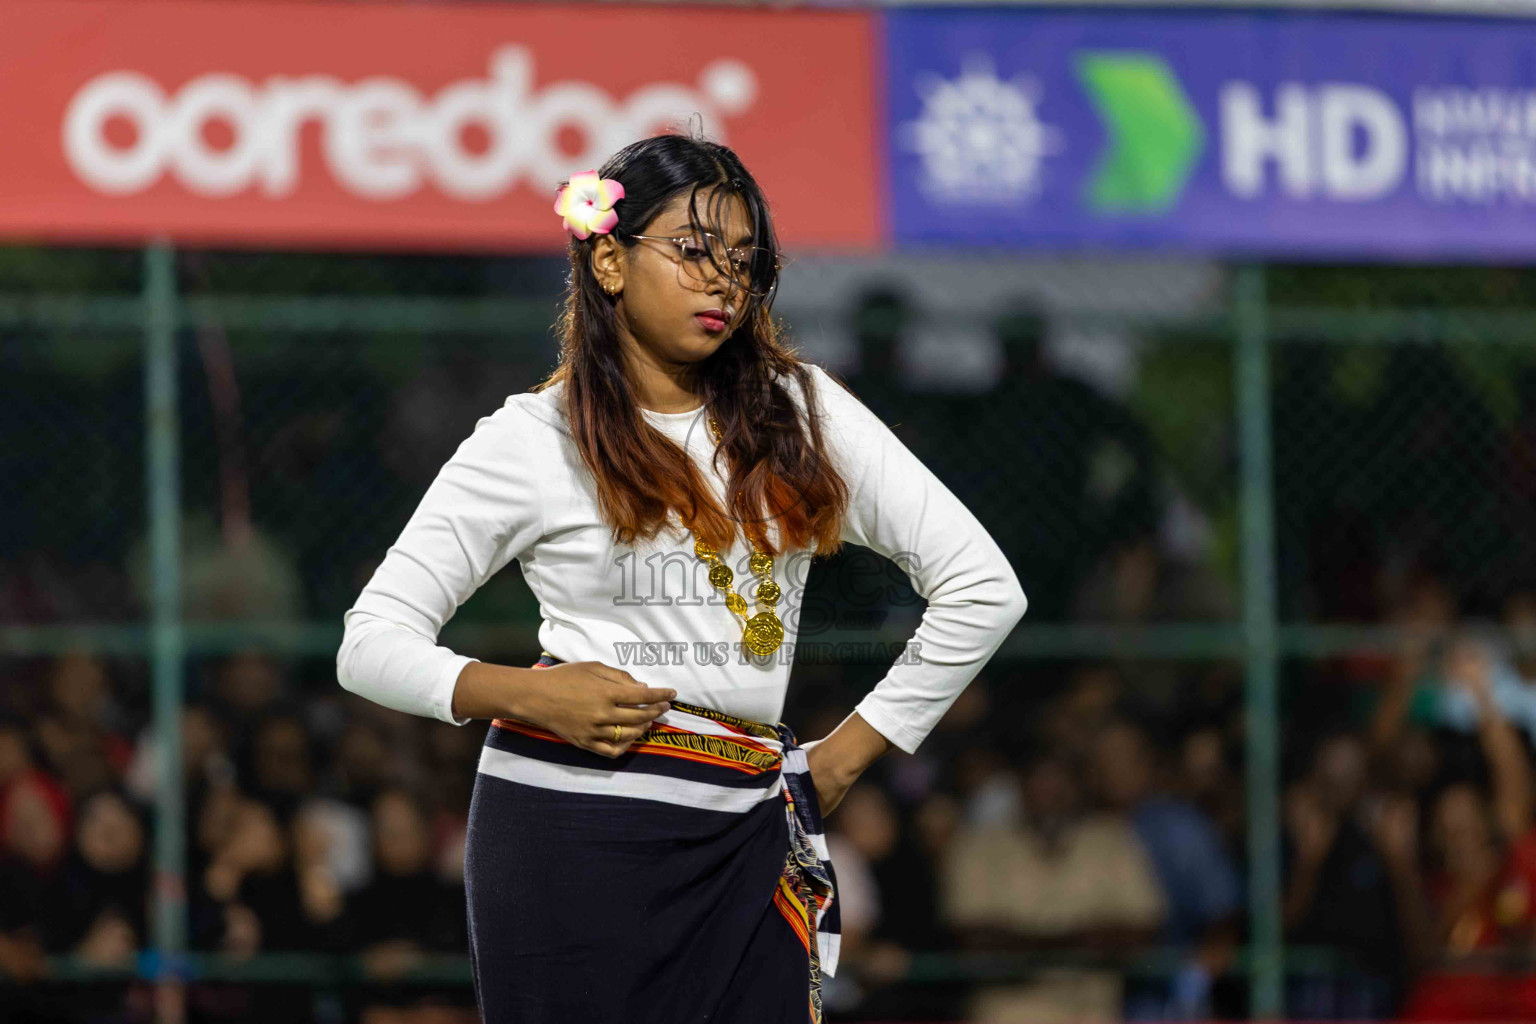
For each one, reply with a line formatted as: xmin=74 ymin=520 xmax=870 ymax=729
xmin=597 ymin=186 xmax=756 ymax=372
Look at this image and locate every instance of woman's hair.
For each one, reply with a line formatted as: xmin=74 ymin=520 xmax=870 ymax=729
xmin=535 ymin=132 xmax=851 ymax=558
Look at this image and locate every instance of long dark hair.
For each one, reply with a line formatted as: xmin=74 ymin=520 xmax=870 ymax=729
xmin=536 ymin=132 xmax=850 ymax=559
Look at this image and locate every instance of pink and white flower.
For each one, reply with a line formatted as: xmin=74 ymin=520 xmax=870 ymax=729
xmin=554 ymin=171 xmax=625 ymax=240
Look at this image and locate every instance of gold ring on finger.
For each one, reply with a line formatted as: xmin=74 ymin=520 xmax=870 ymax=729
xmin=612 ymin=724 xmax=623 ymax=743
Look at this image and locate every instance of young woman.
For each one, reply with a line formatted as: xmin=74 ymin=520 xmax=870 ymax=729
xmin=336 ymin=132 xmax=1027 ymax=1023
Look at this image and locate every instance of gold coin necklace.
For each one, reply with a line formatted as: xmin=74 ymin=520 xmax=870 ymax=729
xmin=690 ymin=414 xmax=785 ymax=657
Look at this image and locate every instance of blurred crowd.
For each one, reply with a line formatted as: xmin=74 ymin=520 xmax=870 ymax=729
xmin=9 ymin=619 xmax=1536 ymax=1022
xmin=812 ymin=655 xmax=1247 ymax=1023
xmin=1276 ymin=576 xmax=1536 ymax=1022
xmin=9 ymin=276 xmax=1536 ymax=1023
xmin=0 ymin=636 xmax=1247 ymax=1024
xmin=0 ymin=649 xmax=483 ymax=1023
xmin=818 ymin=599 xmax=1536 ymax=1023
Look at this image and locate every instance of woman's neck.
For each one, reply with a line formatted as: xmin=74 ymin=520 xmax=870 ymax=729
xmin=627 ymin=354 xmax=703 ymax=413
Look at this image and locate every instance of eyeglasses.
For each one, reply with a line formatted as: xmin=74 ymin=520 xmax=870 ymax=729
xmin=629 ymin=232 xmax=781 ymax=299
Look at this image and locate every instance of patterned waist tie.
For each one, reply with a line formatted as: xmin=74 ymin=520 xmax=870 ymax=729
xmin=499 ymin=652 xmax=841 ymax=1022
xmin=774 ymin=719 xmax=841 ymax=1023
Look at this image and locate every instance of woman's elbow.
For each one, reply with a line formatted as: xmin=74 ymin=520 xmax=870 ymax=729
xmin=999 ymin=570 xmax=1028 ymax=628
xmin=335 ymin=636 xmax=361 ymax=699
xmin=335 ymin=613 xmax=376 ymax=699
xmin=951 ymin=567 xmax=1028 ymax=634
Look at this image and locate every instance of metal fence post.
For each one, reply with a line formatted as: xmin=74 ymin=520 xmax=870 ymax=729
xmin=144 ymin=241 xmax=186 ymax=979
xmin=1236 ymin=263 xmax=1282 ymax=1017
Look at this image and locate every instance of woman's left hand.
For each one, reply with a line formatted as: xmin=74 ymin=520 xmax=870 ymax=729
xmin=800 ymin=713 xmax=895 ymax=816
xmin=801 ymin=739 xmax=857 ymax=817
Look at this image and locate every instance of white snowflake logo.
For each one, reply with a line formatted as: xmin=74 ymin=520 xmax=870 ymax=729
xmin=898 ymin=53 xmax=1063 ymax=204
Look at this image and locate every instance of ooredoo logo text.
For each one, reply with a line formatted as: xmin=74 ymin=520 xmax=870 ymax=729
xmin=63 ymin=46 xmax=758 ymax=200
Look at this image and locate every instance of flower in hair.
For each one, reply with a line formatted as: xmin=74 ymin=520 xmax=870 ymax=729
xmin=554 ymin=171 xmax=625 ymax=240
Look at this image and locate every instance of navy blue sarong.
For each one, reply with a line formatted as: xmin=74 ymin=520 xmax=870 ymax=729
xmin=464 ymin=652 xmax=839 ymax=1023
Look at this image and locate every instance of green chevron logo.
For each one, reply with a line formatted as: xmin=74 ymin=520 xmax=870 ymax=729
xmin=1074 ymin=52 xmax=1205 ymax=214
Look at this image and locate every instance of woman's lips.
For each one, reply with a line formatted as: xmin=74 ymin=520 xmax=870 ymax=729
xmin=695 ymin=312 xmax=728 ymax=332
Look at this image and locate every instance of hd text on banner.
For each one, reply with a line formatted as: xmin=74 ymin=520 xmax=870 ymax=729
xmin=0 ymin=0 xmax=881 ymax=252
xmin=885 ymin=8 xmax=1536 ymax=260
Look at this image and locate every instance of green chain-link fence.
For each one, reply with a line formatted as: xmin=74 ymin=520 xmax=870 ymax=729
xmin=8 ymin=246 xmax=1536 ymax=1019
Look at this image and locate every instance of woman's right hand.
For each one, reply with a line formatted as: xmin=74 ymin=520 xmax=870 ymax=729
xmin=513 ymin=661 xmax=675 ymax=759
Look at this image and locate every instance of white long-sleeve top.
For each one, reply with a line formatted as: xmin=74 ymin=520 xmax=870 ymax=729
xmin=336 ymin=362 xmax=1026 ymax=755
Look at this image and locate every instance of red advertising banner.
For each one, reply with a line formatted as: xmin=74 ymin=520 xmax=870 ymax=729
xmin=0 ymin=0 xmax=881 ymax=252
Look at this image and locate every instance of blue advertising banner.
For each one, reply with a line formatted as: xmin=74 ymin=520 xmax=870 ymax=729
xmin=885 ymin=9 xmax=1536 ymax=259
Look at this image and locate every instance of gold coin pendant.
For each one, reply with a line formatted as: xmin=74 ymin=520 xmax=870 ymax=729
xmin=742 ymin=611 xmax=785 ymax=657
